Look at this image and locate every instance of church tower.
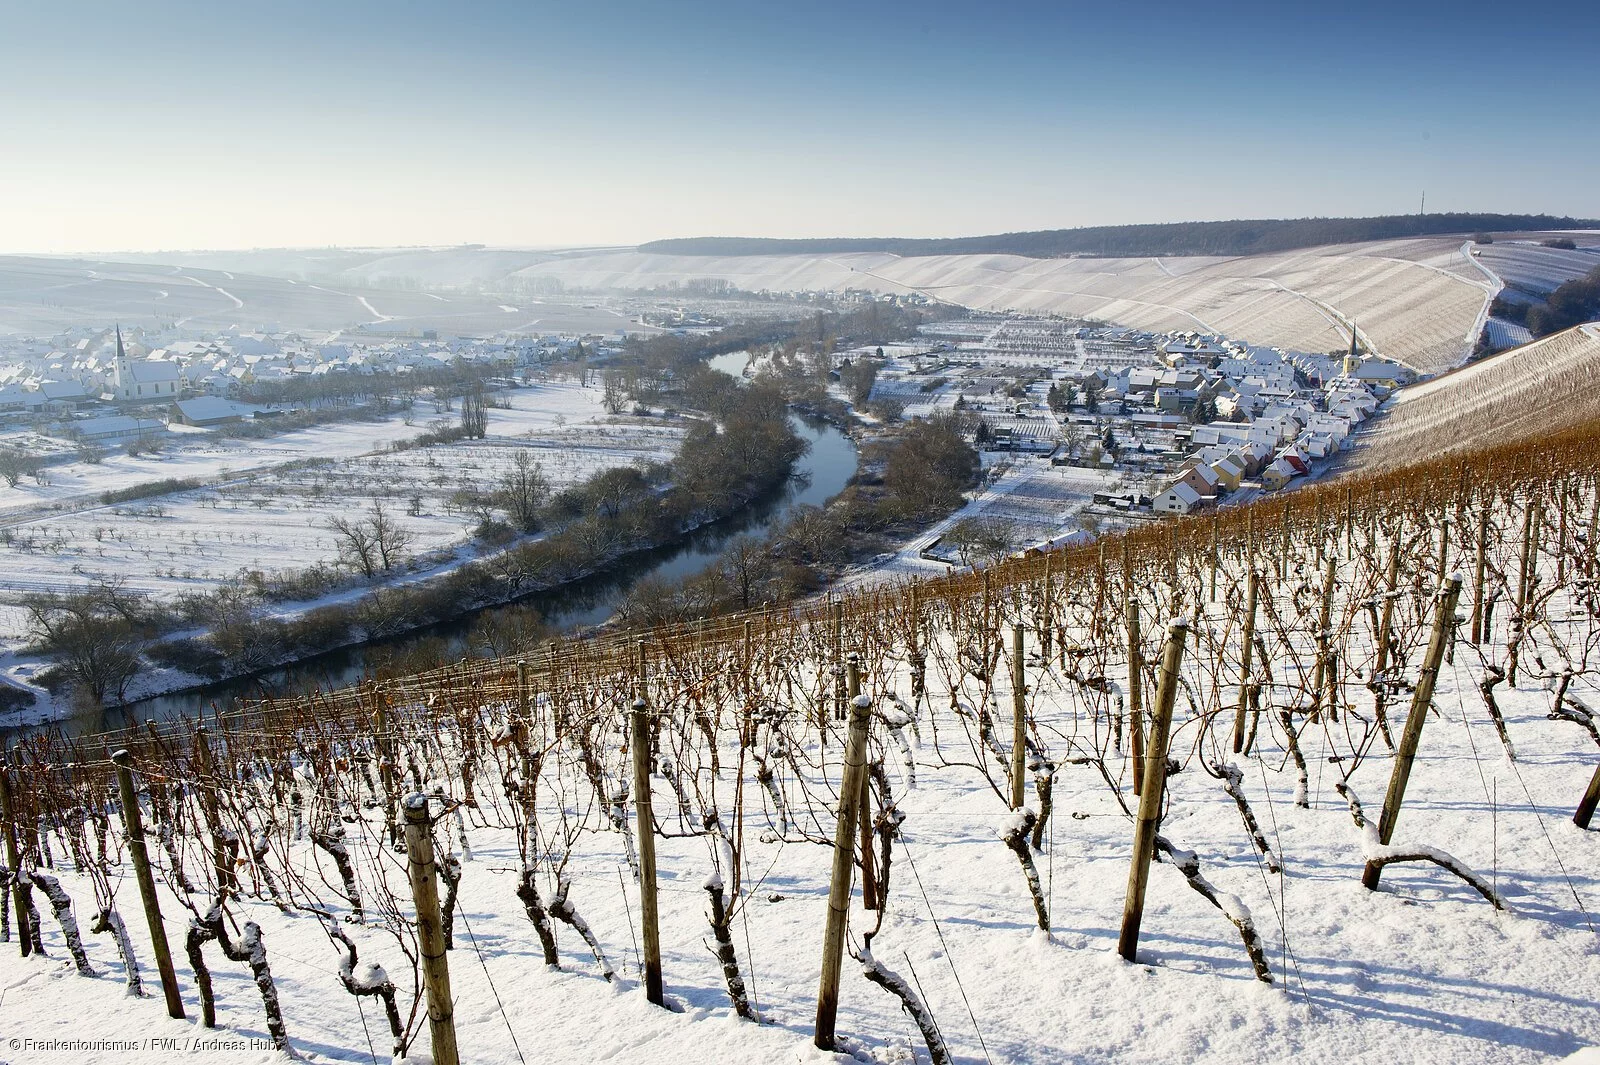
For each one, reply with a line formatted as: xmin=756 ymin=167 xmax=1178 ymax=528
xmin=1343 ymin=325 xmax=1359 ymax=377
xmin=114 ymin=324 xmax=131 ymax=400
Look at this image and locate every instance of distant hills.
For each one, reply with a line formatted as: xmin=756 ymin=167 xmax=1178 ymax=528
xmin=639 ymin=213 xmax=1600 ymax=260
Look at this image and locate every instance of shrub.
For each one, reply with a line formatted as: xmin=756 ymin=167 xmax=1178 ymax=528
xmin=101 ymin=478 xmax=200 ymax=505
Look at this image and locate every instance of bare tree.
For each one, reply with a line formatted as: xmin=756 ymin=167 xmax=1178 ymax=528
xmin=947 ymin=516 xmax=1016 ymax=568
xmin=22 ymin=580 xmax=148 ymax=704
xmin=369 ymin=501 xmax=413 ymax=571
xmin=498 ymin=452 xmax=550 ymax=533
xmin=0 ymin=448 xmax=38 ymax=488
xmin=329 ymin=502 xmax=412 ymax=577
xmin=328 ymin=514 xmax=380 ymax=578
xmin=460 ymin=385 xmax=488 ymax=439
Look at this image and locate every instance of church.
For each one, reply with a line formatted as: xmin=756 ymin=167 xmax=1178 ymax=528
xmin=110 ymin=325 xmax=181 ymax=402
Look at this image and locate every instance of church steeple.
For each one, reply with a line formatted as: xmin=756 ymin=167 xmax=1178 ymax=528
xmin=1344 ymin=325 xmax=1359 ymax=376
xmin=114 ymin=324 xmax=131 ymax=398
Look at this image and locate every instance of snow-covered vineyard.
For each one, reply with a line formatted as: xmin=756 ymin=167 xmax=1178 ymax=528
xmin=2 ymin=429 xmax=1599 ymax=1065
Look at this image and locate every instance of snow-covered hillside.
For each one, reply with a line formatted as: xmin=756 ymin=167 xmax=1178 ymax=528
xmin=1347 ymin=322 xmax=1600 ymax=471
xmin=2 ymin=451 xmax=1597 ymax=1065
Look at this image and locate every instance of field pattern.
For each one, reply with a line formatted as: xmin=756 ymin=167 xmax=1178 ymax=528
xmin=0 ymin=255 xmax=642 ymax=337
xmin=1347 ymin=323 xmax=1600 ymax=473
xmin=518 ymin=238 xmax=1497 ymax=373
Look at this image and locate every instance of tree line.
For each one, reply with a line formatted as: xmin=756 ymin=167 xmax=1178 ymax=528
xmin=639 ymin=214 xmax=1598 ymax=260
xmin=1490 ymin=263 xmax=1600 ymax=339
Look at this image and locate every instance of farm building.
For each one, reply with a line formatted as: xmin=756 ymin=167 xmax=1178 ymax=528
xmin=169 ymin=396 xmax=260 ymax=427
xmin=65 ymin=414 xmax=168 ymax=446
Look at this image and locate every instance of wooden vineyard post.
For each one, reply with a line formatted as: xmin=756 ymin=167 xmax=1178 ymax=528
xmin=516 ymin=659 xmax=530 ymax=721
xmin=1011 ymin=623 xmax=1028 ymax=810
xmin=1166 ymin=528 xmax=1180 ymax=614
xmin=1373 ymin=533 xmax=1403 ymax=747
xmin=1315 ymin=495 xmax=1325 ymax=565
xmin=983 ymin=570 xmax=993 ymax=646
xmin=1558 ymin=482 xmax=1568 ymax=585
xmin=814 ymin=659 xmax=873 ymax=1052
xmin=403 ymin=794 xmax=460 ymax=1065
xmin=1510 ymin=500 xmax=1539 ymax=686
xmin=1209 ymin=515 xmax=1220 ymax=603
xmin=1127 ymin=600 xmax=1144 ymax=794
xmin=1587 ymin=486 xmax=1599 ymax=583
xmin=1576 ymin=761 xmax=1600 ymax=829
xmin=375 ymin=689 xmax=399 ymax=849
xmin=1117 ymin=618 xmax=1189 ymax=963
xmin=849 ymin=659 xmax=878 ymax=911
xmin=111 ymin=751 xmax=185 ymax=1018
xmin=1 ymin=764 xmax=35 ymax=958
xmin=1231 ymin=569 xmax=1258 ymax=754
xmin=832 ymin=600 xmax=846 ymax=725
xmin=1277 ymin=502 xmax=1290 ymax=584
xmin=1040 ymin=554 xmax=1054 ymax=659
xmin=1344 ymin=485 xmax=1355 ymax=553
xmin=1363 ymin=577 xmax=1464 ymax=891
xmin=630 ymin=698 xmax=664 ymax=1006
xmin=1436 ymin=516 xmax=1450 ymax=585
xmin=549 ymin=642 xmax=566 ymax=735
xmin=1470 ymin=504 xmax=1489 ymax=646
xmin=909 ymin=583 xmax=921 ymax=657
xmin=1311 ymin=554 xmax=1337 ymax=721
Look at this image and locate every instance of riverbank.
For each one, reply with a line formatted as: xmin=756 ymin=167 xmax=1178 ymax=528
xmin=1 ymin=414 xmax=856 ymax=735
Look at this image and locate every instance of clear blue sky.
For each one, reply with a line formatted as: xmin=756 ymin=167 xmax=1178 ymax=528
xmin=2 ymin=0 xmax=1595 ymax=252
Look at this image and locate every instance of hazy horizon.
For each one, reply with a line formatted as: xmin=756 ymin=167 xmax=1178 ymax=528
xmin=4 ymin=0 xmax=1597 ymax=255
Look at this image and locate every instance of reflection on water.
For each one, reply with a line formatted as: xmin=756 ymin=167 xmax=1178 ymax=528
xmin=61 ymin=414 xmax=854 ymax=736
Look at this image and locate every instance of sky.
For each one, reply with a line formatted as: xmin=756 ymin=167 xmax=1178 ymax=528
xmin=1 ymin=0 xmax=1596 ymax=253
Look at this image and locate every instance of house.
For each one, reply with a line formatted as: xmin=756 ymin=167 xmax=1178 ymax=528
xmin=1210 ymin=455 xmax=1247 ymax=490
xmin=1259 ymin=458 xmax=1297 ymax=491
xmin=1153 ymin=481 xmax=1204 ymax=515
xmin=1173 ymin=461 xmax=1222 ymax=497
xmin=1350 ymin=360 xmax=1410 ymax=391
xmin=39 ymin=380 xmax=91 ymax=410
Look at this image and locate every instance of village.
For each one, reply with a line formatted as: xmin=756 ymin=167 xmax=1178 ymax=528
xmin=0 ymin=304 xmax=1414 ymax=537
xmin=835 ymin=313 xmax=1413 ymax=568
xmin=0 ymin=323 xmax=638 ymax=458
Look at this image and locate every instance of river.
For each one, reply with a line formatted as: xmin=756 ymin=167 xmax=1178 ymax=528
xmin=60 ymin=408 xmax=854 ymax=734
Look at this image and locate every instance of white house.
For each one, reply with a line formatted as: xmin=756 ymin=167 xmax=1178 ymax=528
xmin=1153 ymin=481 xmax=1204 ymax=515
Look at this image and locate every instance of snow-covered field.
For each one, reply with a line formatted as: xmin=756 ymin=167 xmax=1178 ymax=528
xmin=76 ymin=235 xmax=1521 ymax=374
xmin=1474 ymin=240 xmax=1600 ymax=296
xmin=0 ymin=255 xmax=645 ymax=337
xmin=513 ymin=239 xmax=1496 ymax=374
xmin=1 ymin=478 xmax=1598 ymax=1065
xmin=0 ymin=380 xmax=681 ymax=639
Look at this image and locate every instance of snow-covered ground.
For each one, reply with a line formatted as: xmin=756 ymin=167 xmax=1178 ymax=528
xmin=0 ymin=379 xmax=680 ymax=641
xmin=5 ymin=481 xmax=1593 ymax=1065
xmin=841 ymin=455 xmax=1136 ymax=590
xmin=514 ymin=239 xmax=1496 ymax=374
